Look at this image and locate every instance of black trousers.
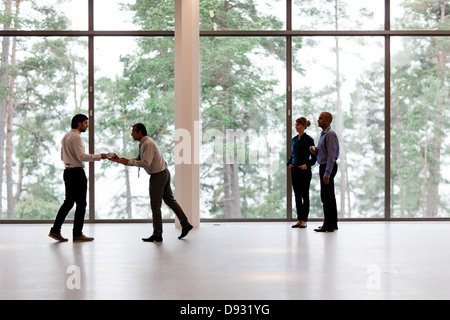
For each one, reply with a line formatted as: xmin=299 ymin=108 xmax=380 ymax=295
xmin=51 ymin=168 xmax=87 ymax=237
xmin=319 ymin=163 xmax=338 ymax=230
xmin=291 ymin=169 xmax=312 ymax=221
xmin=149 ymin=168 xmax=189 ymax=237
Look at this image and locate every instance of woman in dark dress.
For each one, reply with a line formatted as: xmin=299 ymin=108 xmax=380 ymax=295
xmin=287 ymin=117 xmax=317 ymax=228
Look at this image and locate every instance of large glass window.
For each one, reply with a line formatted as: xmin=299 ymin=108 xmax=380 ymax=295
xmin=292 ymin=36 xmax=385 ymax=219
xmin=390 ymin=2 xmax=450 ymax=218
xmin=0 ymin=35 xmax=88 ymax=220
xmin=391 ymin=37 xmax=450 ymax=218
xmin=199 ymin=36 xmax=286 ymax=218
xmin=94 ymin=36 xmax=175 ymax=219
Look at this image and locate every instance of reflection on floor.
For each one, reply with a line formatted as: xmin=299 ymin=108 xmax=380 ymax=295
xmin=0 ymin=221 xmax=449 ymax=300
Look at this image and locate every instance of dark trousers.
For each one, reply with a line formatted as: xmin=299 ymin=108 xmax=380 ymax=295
xmin=51 ymin=168 xmax=87 ymax=237
xmin=319 ymin=163 xmax=338 ymax=230
xmin=149 ymin=168 xmax=189 ymax=237
xmin=291 ymin=169 xmax=312 ymax=221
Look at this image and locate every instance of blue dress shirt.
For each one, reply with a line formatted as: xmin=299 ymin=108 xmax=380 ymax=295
xmin=317 ymin=126 xmax=339 ymax=178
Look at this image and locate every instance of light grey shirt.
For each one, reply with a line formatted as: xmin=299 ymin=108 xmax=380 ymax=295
xmin=61 ymin=129 xmax=102 ymax=168
xmin=127 ymin=136 xmax=167 ymax=175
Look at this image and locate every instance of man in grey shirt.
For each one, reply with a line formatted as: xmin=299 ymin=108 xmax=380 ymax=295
xmin=49 ymin=114 xmax=107 ymax=242
xmin=110 ymin=123 xmax=193 ymax=242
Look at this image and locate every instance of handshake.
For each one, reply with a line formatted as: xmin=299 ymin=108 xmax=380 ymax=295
xmin=101 ymin=153 xmax=130 ymax=165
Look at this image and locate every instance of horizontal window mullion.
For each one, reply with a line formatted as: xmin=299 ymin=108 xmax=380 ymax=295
xmin=1 ymin=30 xmax=449 ymax=37
xmin=0 ymin=30 xmax=174 ymax=37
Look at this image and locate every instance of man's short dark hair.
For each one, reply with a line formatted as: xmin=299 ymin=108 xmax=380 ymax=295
xmin=132 ymin=123 xmax=148 ymax=136
xmin=71 ymin=114 xmax=88 ymax=129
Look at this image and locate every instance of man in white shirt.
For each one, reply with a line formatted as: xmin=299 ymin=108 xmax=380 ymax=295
xmin=49 ymin=114 xmax=107 ymax=242
xmin=109 ymin=123 xmax=193 ymax=242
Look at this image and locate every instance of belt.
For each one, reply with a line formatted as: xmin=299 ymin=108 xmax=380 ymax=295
xmin=65 ymin=167 xmax=84 ymax=171
xmin=150 ymin=168 xmax=168 ymax=176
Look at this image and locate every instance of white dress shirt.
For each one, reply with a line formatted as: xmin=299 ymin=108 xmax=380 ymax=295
xmin=61 ymin=129 xmax=102 ymax=168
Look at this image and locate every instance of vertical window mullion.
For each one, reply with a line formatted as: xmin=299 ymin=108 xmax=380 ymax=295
xmin=286 ymin=0 xmax=293 ymax=220
xmin=88 ymin=0 xmax=95 ymax=222
xmin=385 ymin=0 xmax=391 ymax=220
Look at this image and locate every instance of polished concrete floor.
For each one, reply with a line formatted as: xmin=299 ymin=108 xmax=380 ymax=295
xmin=0 ymin=221 xmax=449 ymax=300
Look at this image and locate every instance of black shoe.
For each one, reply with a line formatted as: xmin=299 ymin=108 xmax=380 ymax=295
xmin=142 ymin=235 xmax=163 ymax=242
xmin=314 ymin=227 xmax=334 ymax=232
xmin=316 ymin=225 xmax=338 ymax=230
xmin=178 ymin=224 xmax=193 ymax=239
xmin=292 ymin=221 xmax=307 ymax=228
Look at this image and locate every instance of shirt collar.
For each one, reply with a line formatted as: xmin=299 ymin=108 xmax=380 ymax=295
xmin=321 ymin=126 xmax=331 ymax=135
xmin=139 ymin=135 xmax=149 ymax=146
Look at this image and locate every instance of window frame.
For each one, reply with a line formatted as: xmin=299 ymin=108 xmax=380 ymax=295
xmin=1 ymin=0 xmax=450 ymax=223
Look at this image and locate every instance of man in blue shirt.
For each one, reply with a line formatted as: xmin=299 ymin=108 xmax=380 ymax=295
xmin=310 ymin=112 xmax=339 ymax=232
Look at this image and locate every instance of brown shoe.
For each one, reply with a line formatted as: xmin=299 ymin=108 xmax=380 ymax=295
xmin=49 ymin=232 xmax=68 ymax=242
xmin=73 ymin=234 xmax=94 ymax=242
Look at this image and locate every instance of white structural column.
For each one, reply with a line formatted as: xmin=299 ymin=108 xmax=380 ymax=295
xmin=174 ymin=0 xmax=200 ymax=227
